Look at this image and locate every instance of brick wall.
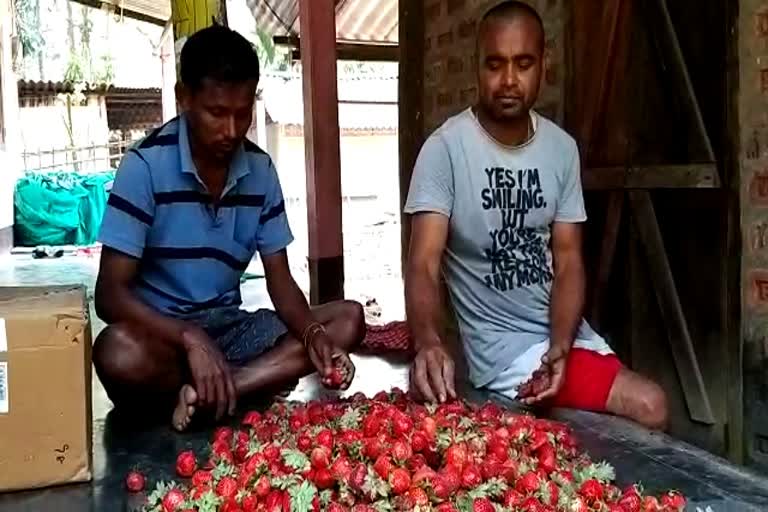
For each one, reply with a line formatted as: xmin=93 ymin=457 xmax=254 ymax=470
xmin=422 ymin=0 xmax=567 ymax=135
xmin=741 ymin=0 xmax=768 ymax=470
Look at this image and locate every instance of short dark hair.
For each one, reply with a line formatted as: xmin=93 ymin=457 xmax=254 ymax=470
xmin=180 ymin=24 xmax=260 ymax=90
xmin=479 ymin=1 xmax=545 ymax=51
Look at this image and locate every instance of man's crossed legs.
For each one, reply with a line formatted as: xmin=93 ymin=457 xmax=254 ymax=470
xmin=93 ymin=301 xmax=365 ymax=430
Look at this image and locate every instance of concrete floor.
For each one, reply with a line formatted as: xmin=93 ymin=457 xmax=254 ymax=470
xmin=2 ymin=253 xmax=768 ymax=511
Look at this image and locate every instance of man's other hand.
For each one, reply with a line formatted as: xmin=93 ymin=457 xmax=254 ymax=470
xmin=518 ymin=346 xmax=567 ymax=405
xmin=181 ymin=327 xmax=236 ymax=420
xmin=410 ymin=343 xmax=457 ymax=403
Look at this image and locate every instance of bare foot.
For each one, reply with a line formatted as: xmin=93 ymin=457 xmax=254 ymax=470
xmin=172 ymin=385 xmax=197 ymax=432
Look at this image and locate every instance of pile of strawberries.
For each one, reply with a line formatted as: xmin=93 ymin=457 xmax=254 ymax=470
xmin=133 ymin=389 xmax=687 ymax=512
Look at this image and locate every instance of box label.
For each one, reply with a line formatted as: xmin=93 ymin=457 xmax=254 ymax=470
xmin=0 ymin=362 xmax=7 ymax=413
xmin=0 ymin=318 xmax=6 ymax=352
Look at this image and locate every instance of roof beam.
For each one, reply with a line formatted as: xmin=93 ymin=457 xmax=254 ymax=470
xmin=274 ymin=35 xmax=399 ymax=62
xmin=69 ymin=0 xmax=168 ymax=26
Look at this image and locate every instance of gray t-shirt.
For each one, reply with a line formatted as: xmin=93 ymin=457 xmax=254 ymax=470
xmin=405 ymin=108 xmax=607 ymax=388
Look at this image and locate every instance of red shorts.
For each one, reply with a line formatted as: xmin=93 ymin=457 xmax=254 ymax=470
xmin=551 ymin=348 xmax=623 ymax=412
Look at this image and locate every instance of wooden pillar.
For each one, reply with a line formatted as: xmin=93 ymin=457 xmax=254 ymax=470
xmin=398 ymin=0 xmax=425 ymax=274
xmin=299 ymin=0 xmax=344 ymax=305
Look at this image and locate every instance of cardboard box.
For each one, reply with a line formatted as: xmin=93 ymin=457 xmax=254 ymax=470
xmin=0 ymin=285 xmax=93 ymax=491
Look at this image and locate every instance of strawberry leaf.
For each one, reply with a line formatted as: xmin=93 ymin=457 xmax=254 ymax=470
xmin=193 ymin=490 xmax=222 ymax=512
xmin=319 ymin=489 xmax=333 ymax=507
xmin=247 ymin=438 xmax=264 ymax=458
xmin=289 ymin=480 xmax=318 ymax=512
xmin=212 ymin=461 xmax=235 ymax=481
xmin=146 ymin=481 xmax=170 ymax=508
xmin=273 ymin=474 xmax=302 ymax=490
xmin=339 ymin=408 xmax=362 ymax=430
xmin=283 ymin=449 xmax=310 ymax=472
xmin=373 ymin=499 xmax=393 ymax=512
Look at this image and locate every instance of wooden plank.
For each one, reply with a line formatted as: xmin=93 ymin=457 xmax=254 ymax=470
xmin=723 ymin=0 xmax=743 ymax=464
xmin=274 ymin=36 xmax=400 ymax=62
xmin=583 ymin=163 xmax=720 ymax=190
xmin=629 ymin=190 xmax=716 ymax=425
xmin=650 ymin=0 xmax=716 ymax=162
xmin=590 ymin=192 xmax=624 ymax=331
xmin=397 ymin=0 xmax=424 ymax=274
xmin=299 ymin=0 xmax=344 ymax=304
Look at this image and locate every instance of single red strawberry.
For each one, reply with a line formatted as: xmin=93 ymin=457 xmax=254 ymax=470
xmin=461 ymin=464 xmax=482 ymax=489
xmin=642 ymin=496 xmax=661 ymax=511
xmin=281 ymin=491 xmax=292 ymax=512
xmin=124 ymin=470 xmax=145 ymax=492
xmin=473 ymin=497 xmax=495 ymax=512
xmin=350 ymin=463 xmax=368 ymax=490
xmin=373 ymin=455 xmax=393 ymax=480
xmin=327 ymin=366 xmax=346 ymax=389
xmin=308 ymin=403 xmax=325 ymax=425
xmin=536 ymin=444 xmax=557 ymax=475
xmin=191 ymin=469 xmax=212 ymax=488
xmin=330 ymin=455 xmax=353 ymax=482
xmin=327 ymin=503 xmax=348 ymax=512
xmin=482 ymin=455 xmax=504 ymax=480
xmin=440 ymin=465 xmax=462 ymax=493
xmin=390 ymin=468 xmax=411 ymax=495
xmin=504 ymin=489 xmax=524 ymax=508
xmin=410 ymin=431 xmax=429 ymax=453
xmin=516 ymin=471 xmax=542 ymax=495
xmin=421 ymin=417 xmax=437 ymax=440
xmin=213 ymin=426 xmax=234 ymax=445
xmin=520 ymin=496 xmax=544 ymax=512
xmin=265 ymin=490 xmax=284 ymax=512
xmin=264 ymin=445 xmax=281 ymax=463
xmin=407 ymin=454 xmax=427 ymax=472
xmin=579 ymin=479 xmax=604 ymax=504
xmin=478 ymin=402 xmax=502 ymax=422
xmin=175 ymin=450 xmax=197 ymax=478
xmin=392 ymin=413 xmax=414 ymax=437
xmin=488 ymin=436 xmax=510 ymax=461
xmin=221 ymin=499 xmax=242 ymax=512
xmin=444 ymin=443 xmax=468 ymax=470
xmin=660 ymin=491 xmax=686 ymax=510
xmin=317 ymin=429 xmax=334 ymax=450
xmin=430 ymin=475 xmax=452 ymax=501
xmin=242 ymin=410 xmax=262 ymax=427
xmin=216 ymin=476 xmax=239 ymax=500
xmin=391 ymin=439 xmax=412 ymax=461
xmin=311 ymin=447 xmax=331 ymax=469
xmin=162 ymin=488 xmax=186 ymax=512
xmin=242 ymin=494 xmax=259 ymax=512
xmin=363 ymin=415 xmax=384 ymax=437
xmin=314 ymin=468 xmax=335 ymax=490
xmin=529 ymin=431 xmax=549 ymax=452
xmin=255 ymin=475 xmax=271 ymax=498
xmin=412 ymin=465 xmax=437 ymax=485
xmin=298 ymin=434 xmax=313 ymax=452
xmin=436 ymin=503 xmax=458 ymax=512
xmin=618 ymin=489 xmax=641 ymax=512
xmin=407 ymin=487 xmax=430 ymax=507
xmin=363 ymin=436 xmax=386 ymax=460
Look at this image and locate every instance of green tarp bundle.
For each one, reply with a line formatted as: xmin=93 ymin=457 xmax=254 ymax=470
xmin=14 ymin=170 xmax=115 ymax=247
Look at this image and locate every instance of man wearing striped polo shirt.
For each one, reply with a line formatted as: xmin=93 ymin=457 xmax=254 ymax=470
xmin=92 ymin=26 xmax=363 ymax=430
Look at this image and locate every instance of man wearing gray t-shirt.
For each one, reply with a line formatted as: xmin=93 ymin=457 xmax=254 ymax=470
xmin=404 ymin=1 xmax=668 ymax=429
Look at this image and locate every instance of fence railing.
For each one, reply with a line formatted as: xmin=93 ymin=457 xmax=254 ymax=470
xmin=21 ymin=138 xmax=136 ymax=173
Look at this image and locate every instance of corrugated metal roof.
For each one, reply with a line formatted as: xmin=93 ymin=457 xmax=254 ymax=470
xmin=246 ymin=0 xmax=398 ymax=44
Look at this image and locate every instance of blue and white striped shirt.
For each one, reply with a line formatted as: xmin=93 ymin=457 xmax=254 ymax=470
xmin=98 ymin=114 xmax=293 ymax=315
